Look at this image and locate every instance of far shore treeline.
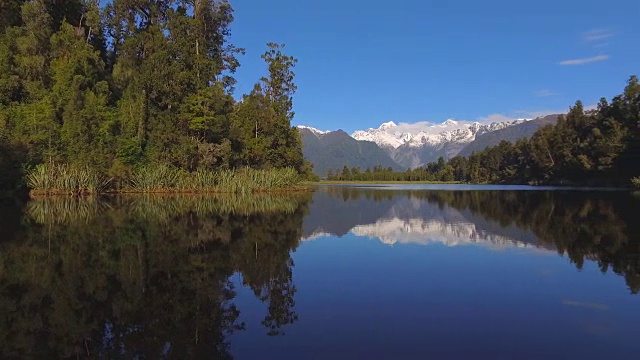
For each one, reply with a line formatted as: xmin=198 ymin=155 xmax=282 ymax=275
xmin=329 ymin=77 xmax=640 ymax=187
xmin=0 ymin=0 xmax=315 ymax=195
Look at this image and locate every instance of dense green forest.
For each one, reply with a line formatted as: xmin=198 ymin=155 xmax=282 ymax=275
xmin=329 ymin=77 xmax=640 ymax=187
xmin=0 ymin=0 xmax=313 ymax=193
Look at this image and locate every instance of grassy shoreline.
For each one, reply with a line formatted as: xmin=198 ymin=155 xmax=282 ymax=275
xmin=25 ymin=164 xmax=311 ymax=197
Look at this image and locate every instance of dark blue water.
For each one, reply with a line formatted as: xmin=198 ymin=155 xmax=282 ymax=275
xmin=1 ymin=186 xmax=639 ymax=359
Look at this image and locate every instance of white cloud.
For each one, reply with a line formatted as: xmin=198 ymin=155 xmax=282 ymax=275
xmin=559 ymin=55 xmax=609 ymax=65
xmin=533 ymin=90 xmax=559 ymax=97
xmin=583 ymin=29 xmax=615 ymax=42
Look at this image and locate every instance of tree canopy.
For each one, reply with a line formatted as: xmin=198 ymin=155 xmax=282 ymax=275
xmin=0 ymin=0 xmax=313 ymax=192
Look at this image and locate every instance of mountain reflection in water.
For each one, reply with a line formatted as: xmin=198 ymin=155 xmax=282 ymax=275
xmin=0 ymin=187 xmax=639 ymax=359
xmin=303 ymin=187 xmax=640 ymax=293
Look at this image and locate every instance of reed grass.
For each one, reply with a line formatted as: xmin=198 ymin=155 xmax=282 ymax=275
xmin=129 ymin=164 xmax=182 ymax=191
xmin=25 ymin=163 xmax=304 ymax=196
xmin=27 ymin=193 xmax=310 ymax=225
xmin=26 ymin=164 xmax=111 ymax=196
xmin=127 ymin=165 xmax=301 ymax=194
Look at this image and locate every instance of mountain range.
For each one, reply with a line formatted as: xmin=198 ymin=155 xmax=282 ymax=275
xmin=301 ymin=188 xmax=548 ymax=250
xmin=298 ymin=114 xmax=560 ymax=177
xmin=298 ymin=127 xmax=402 ymax=177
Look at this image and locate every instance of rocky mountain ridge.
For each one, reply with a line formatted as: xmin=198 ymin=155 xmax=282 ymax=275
xmin=297 ymin=114 xmax=560 ymax=175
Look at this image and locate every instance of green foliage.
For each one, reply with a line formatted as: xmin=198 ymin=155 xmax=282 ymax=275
xmin=180 ymin=85 xmax=234 ymax=143
xmin=0 ymin=1 xmax=306 ymax=194
xmin=124 ymin=164 xmax=302 ymax=194
xmin=0 ymin=0 xmax=25 ymax=32
xmin=25 ymin=163 xmax=110 ymax=195
xmin=129 ymin=164 xmax=182 ymax=191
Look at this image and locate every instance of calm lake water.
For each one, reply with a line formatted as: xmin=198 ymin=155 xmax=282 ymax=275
xmin=1 ymin=185 xmax=639 ymax=359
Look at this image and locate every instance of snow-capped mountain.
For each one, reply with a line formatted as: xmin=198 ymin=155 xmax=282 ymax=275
xmin=300 ymin=188 xmax=548 ymax=251
xmin=296 ymin=125 xmax=329 ymax=136
xmin=350 ymin=217 xmax=540 ymax=249
xmin=302 ymin=218 xmax=542 ymax=250
xmin=296 ymin=115 xmax=559 ymax=173
xmin=351 ymin=119 xmax=526 ymax=149
xmin=349 ymin=119 xmax=527 ymax=168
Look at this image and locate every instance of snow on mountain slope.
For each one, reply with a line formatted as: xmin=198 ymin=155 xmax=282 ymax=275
xmin=296 ymin=125 xmax=329 ymax=136
xmin=351 ymin=119 xmax=527 ymax=149
xmin=350 ymin=217 xmax=542 ymax=249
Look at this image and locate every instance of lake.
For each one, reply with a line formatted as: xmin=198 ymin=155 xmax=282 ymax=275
xmin=1 ymin=185 xmax=639 ymax=359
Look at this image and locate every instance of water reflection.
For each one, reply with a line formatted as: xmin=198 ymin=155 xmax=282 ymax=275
xmin=0 ymin=193 xmax=311 ymax=359
xmin=303 ymin=187 xmax=640 ymax=293
xmin=0 ymin=187 xmax=639 ymax=358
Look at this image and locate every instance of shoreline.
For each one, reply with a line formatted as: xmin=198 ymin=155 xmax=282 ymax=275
xmin=307 ymin=181 xmax=636 ymax=191
xmin=27 ymin=186 xmax=315 ymax=198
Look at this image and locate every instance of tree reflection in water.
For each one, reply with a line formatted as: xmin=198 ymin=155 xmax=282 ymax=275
xmin=0 ymin=193 xmax=311 ymax=359
xmin=319 ymin=187 xmax=640 ymax=294
xmin=1 ymin=188 xmax=639 ymax=358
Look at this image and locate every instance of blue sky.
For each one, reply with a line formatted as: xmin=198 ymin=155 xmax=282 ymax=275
xmin=100 ymin=0 xmax=640 ymax=133
xmin=229 ymin=0 xmax=639 ymax=132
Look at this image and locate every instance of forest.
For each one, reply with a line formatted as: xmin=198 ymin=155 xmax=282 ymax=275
xmin=0 ymin=0 xmax=313 ymax=194
xmin=329 ymin=76 xmax=640 ymax=187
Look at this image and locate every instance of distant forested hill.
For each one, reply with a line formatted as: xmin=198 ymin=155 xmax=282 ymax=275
xmin=299 ymin=128 xmax=402 ymax=177
xmin=328 ymin=76 xmax=640 ymax=187
xmin=459 ymin=115 xmax=559 ymax=157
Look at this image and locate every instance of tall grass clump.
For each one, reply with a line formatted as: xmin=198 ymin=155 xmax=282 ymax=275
xmin=128 ymin=164 xmax=302 ymax=193
xmin=27 ymin=163 xmax=304 ymax=195
xmin=26 ymin=164 xmax=110 ymax=196
xmin=129 ymin=164 xmax=182 ymax=192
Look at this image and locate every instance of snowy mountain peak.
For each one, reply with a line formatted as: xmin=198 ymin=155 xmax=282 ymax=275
xmin=351 ymin=119 xmax=526 ymax=150
xmin=296 ymin=125 xmax=329 ymax=136
xmin=350 ymin=217 xmax=539 ymax=249
xmin=379 ymin=121 xmax=397 ymax=129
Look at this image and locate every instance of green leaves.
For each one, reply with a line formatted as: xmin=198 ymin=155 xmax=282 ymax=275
xmin=179 ymin=85 xmax=234 ymax=143
xmin=0 ymin=0 xmax=306 ymax=190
